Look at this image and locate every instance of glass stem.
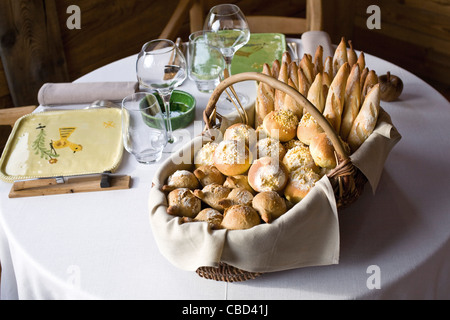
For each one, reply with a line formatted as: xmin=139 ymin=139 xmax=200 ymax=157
xmin=160 ymin=91 xmax=174 ymax=144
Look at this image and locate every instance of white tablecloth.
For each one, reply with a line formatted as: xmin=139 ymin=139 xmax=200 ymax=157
xmin=1 ymin=40 xmax=450 ymax=300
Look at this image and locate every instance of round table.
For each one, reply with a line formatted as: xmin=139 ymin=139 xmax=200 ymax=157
xmin=1 ymin=40 xmax=450 ymax=300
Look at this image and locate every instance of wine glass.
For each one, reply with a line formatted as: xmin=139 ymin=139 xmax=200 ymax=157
xmin=136 ymin=39 xmax=187 ymax=149
xmin=203 ymin=4 xmax=250 ymax=112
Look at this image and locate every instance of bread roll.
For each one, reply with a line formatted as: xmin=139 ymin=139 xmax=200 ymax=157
xmin=252 ymin=191 xmax=287 ymax=223
xmin=213 ymin=140 xmax=253 ymax=176
xmin=163 ymin=170 xmax=199 ymax=192
xmin=309 ymin=132 xmax=336 ymax=169
xmin=332 ymin=37 xmax=348 ymax=77
xmin=224 ymin=123 xmax=257 ymax=147
xmin=282 ymin=139 xmax=305 ymax=151
xmin=194 ymin=142 xmax=218 ymax=168
xmin=347 ymin=84 xmax=380 ymax=152
xmin=282 ymin=144 xmax=319 ymax=173
xmin=262 ymin=109 xmax=299 ymax=142
xmin=255 ymin=137 xmax=286 ymax=161
xmin=284 ymin=168 xmax=321 ymax=203
xmin=194 ymin=208 xmax=223 ymax=229
xmin=255 ymin=63 xmax=275 ymax=127
xmin=194 ymin=183 xmax=231 ymax=211
xmin=218 ymin=187 xmax=254 ymax=209
xmin=340 ymin=64 xmax=361 ymax=140
xmin=223 ymin=175 xmax=255 ymax=195
xmin=297 ymin=112 xmax=324 ymax=146
xmin=248 ymin=157 xmax=289 ymax=193
xmin=323 ymin=62 xmax=350 ymax=133
xmin=167 ymin=188 xmax=202 ymax=218
xmin=193 ymin=165 xmax=225 ymax=187
xmin=221 ymin=205 xmax=261 ymax=230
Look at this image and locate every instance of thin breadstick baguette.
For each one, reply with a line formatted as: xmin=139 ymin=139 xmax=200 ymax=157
xmin=347 ymin=84 xmax=380 ymax=152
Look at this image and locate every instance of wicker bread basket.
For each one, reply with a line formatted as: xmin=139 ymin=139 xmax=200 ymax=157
xmin=194 ymin=72 xmax=368 ymax=281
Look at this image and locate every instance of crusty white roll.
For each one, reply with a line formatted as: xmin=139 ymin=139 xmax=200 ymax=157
xmin=252 ymin=191 xmax=287 ymax=223
xmin=282 ymin=144 xmax=319 ymax=173
xmin=194 ymin=208 xmax=223 ymax=229
xmin=347 ymin=84 xmax=380 ymax=152
xmin=283 ymin=139 xmax=305 ymax=151
xmin=248 ymin=156 xmax=289 ymax=193
xmin=162 ymin=170 xmax=200 ymax=192
xmin=284 ymin=168 xmax=321 ymax=203
xmin=167 ymin=188 xmax=202 ymax=218
xmin=309 ymin=132 xmax=337 ymax=169
xmin=262 ymin=109 xmax=299 ymax=142
xmin=194 ymin=142 xmax=218 ymax=168
xmin=213 ymin=140 xmax=253 ymax=176
xmin=224 ymin=123 xmax=257 ymax=147
xmin=255 ymin=137 xmax=286 ymax=161
xmin=297 ymin=112 xmax=324 ymax=146
xmin=194 ymin=183 xmax=231 ymax=211
xmin=193 ymin=165 xmax=225 ymax=187
xmin=221 ymin=205 xmax=261 ymax=230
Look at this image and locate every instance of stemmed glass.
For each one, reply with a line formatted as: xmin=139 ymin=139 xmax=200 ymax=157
xmin=203 ymin=4 xmax=250 ymax=111
xmin=136 ymin=39 xmax=187 ymax=149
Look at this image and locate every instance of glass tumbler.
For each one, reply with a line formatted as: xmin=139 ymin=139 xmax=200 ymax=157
xmin=121 ymin=92 xmax=167 ymax=164
xmin=188 ymin=30 xmax=225 ymax=93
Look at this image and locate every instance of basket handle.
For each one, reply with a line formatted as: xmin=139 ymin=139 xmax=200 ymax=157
xmin=203 ymin=72 xmax=349 ymax=160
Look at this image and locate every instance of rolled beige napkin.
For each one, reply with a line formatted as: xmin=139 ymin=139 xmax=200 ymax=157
xmin=38 ymin=81 xmax=139 ymax=106
xmin=301 ymin=31 xmax=334 ymax=63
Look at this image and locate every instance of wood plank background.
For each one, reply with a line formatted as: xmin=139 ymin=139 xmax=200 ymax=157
xmin=0 ymin=0 xmax=449 ymax=109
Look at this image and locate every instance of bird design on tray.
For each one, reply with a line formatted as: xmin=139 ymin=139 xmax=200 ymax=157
xmin=51 ymin=127 xmax=83 ymax=153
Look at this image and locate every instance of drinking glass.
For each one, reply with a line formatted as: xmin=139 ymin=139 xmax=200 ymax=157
xmin=188 ymin=30 xmax=225 ymax=93
xmin=121 ymin=92 xmax=167 ymax=164
xmin=136 ymin=39 xmax=187 ymax=147
xmin=204 ymin=4 xmax=250 ymax=111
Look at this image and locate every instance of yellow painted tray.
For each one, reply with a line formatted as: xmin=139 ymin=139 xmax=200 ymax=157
xmin=0 ymin=108 xmax=124 ymax=183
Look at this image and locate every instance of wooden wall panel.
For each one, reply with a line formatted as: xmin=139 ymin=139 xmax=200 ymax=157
xmin=0 ymin=0 xmax=69 ymax=107
xmin=350 ymin=0 xmax=450 ymax=91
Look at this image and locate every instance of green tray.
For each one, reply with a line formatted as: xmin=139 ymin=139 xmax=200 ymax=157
xmin=231 ymin=33 xmax=286 ymax=75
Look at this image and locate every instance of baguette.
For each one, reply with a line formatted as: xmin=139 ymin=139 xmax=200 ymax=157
xmin=323 ymin=62 xmax=350 ymax=133
xmin=299 ymin=54 xmax=315 ymax=84
xmin=362 ymin=70 xmax=378 ymax=102
xmin=347 ymin=84 xmax=380 ymax=152
xmin=332 ymin=37 xmax=348 ymax=77
xmin=314 ymin=45 xmax=324 ymax=75
xmin=283 ymin=78 xmax=303 ymax=119
xmin=340 ymin=64 xmax=361 ymax=140
xmin=357 ymin=51 xmax=366 ymax=72
xmin=347 ymin=40 xmax=357 ymax=68
xmin=307 ymin=73 xmax=326 ymax=113
xmin=274 ymin=62 xmax=289 ymax=110
xmin=255 ymin=63 xmax=275 ymax=127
